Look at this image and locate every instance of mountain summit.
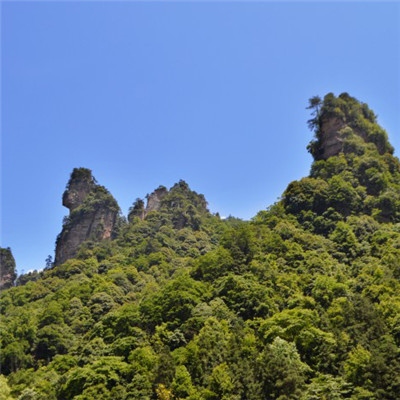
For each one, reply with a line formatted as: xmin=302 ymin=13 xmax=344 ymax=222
xmin=284 ymin=93 xmax=400 ymax=228
xmin=307 ymin=92 xmax=393 ymax=160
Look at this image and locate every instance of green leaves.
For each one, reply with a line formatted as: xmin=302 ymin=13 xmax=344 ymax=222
xmin=139 ymin=274 xmax=209 ymax=330
xmin=258 ymin=337 xmax=310 ymax=399
xmin=4 ymin=94 xmax=400 ymax=399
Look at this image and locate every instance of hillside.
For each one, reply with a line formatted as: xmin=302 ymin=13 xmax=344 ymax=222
xmin=1 ymin=93 xmax=400 ymax=400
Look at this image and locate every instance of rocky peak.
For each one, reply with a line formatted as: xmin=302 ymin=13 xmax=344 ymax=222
xmin=145 ymin=186 xmax=168 ymax=215
xmin=128 ymin=180 xmax=209 ymax=230
xmin=308 ymin=93 xmax=393 ymax=161
xmin=167 ymin=180 xmax=208 ymax=211
xmin=0 ymin=247 xmax=17 ymax=290
xmin=62 ymin=168 xmax=96 ymax=211
xmin=161 ymin=181 xmax=208 ymax=229
xmin=127 ymin=186 xmax=168 ymax=223
xmin=55 ymin=168 xmax=120 ymax=266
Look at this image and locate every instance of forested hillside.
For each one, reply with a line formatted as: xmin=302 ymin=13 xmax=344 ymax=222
xmin=2 ymin=93 xmax=400 ymax=399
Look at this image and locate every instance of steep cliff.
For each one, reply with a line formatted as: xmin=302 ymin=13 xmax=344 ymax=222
xmin=145 ymin=186 xmax=168 ymax=215
xmin=284 ymin=92 xmax=400 ymax=226
xmin=55 ymin=168 xmax=120 ymax=266
xmin=0 ymin=247 xmax=17 ymax=290
xmin=307 ymin=92 xmax=393 ymax=161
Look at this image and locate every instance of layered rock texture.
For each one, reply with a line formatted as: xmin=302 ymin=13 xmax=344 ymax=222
xmin=55 ymin=168 xmax=120 ymax=266
xmin=0 ymin=247 xmax=17 ymax=290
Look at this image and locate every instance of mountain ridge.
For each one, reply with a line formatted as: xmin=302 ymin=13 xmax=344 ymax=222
xmin=2 ymin=93 xmax=400 ymax=399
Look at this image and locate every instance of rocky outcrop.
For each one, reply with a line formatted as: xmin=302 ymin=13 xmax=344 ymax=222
xmin=127 ymin=187 xmax=168 ymax=222
xmin=128 ymin=198 xmax=145 ymax=222
xmin=128 ymin=180 xmax=209 ymax=230
xmin=319 ymin=116 xmax=346 ymax=159
xmin=0 ymin=247 xmax=17 ymax=290
xmin=145 ymin=186 xmax=168 ymax=215
xmin=62 ymin=168 xmax=95 ymax=211
xmin=55 ymin=168 xmax=120 ymax=266
xmin=310 ymin=93 xmax=393 ymax=161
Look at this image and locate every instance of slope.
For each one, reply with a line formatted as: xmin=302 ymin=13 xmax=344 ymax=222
xmin=1 ymin=93 xmax=400 ymax=400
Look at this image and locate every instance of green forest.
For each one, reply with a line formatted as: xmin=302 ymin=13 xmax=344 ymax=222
xmin=2 ymin=93 xmax=400 ymax=399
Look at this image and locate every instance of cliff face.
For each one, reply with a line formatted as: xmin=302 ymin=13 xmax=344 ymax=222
xmin=309 ymin=93 xmax=393 ymax=161
xmin=0 ymin=247 xmax=17 ymax=290
xmin=62 ymin=170 xmax=95 ymax=211
xmin=319 ymin=116 xmax=346 ymax=159
xmin=55 ymin=168 xmax=120 ymax=266
xmin=145 ymin=186 xmax=168 ymax=215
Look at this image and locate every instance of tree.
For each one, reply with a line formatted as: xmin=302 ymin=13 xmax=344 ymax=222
xmin=208 ymin=363 xmax=235 ymax=399
xmin=156 ymin=384 xmax=173 ymax=400
xmin=344 ymin=345 xmax=371 ymax=387
xmin=307 ymin=95 xmax=322 ymax=132
xmin=301 ymin=373 xmax=351 ymax=400
xmin=0 ymin=342 xmax=32 ymax=374
xmin=0 ymin=375 xmax=13 ymax=400
xmin=172 ymin=365 xmax=194 ymax=398
xmin=45 ymin=255 xmax=54 ymax=269
xmin=258 ymin=337 xmax=311 ymax=399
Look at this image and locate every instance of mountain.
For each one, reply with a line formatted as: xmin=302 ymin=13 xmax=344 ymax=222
xmin=1 ymin=93 xmax=400 ymax=400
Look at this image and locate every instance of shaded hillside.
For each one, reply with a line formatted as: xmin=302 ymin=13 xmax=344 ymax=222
xmin=1 ymin=94 xmax=400 ymax=400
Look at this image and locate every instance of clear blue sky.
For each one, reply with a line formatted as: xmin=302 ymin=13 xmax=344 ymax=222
xmin=2 ymin=1 xmax=399 ymax=274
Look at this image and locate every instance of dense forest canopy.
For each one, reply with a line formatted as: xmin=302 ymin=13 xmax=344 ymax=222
xmin=1 ymin=93 xmax=400 ymax=399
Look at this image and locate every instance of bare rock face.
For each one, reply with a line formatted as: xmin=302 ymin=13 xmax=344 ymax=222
xmin=145 ymin=186 xmax=168 ymax=215
xmin=318 ymin=116 xmax=373 ymax=160
xmin=62 ymin=169 xmax=95 ymax=211
xmin=0 ymin=247 xmax=17 ymax=290
xmin=319 ymin=116 xmax=346 ymax=159
xmin=55 ymin=168 xmax=120 ymax=266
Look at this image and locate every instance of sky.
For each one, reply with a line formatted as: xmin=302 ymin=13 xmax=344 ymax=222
xmin=1 ymin=1 xmax=399 ymax=274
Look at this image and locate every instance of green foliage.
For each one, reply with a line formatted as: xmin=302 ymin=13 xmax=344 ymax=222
xmin=192 ymin=247 xmax=234 ymax=281
xmin=127 ymin=198 xmax=145 ymax=222
xmin=309 ymin=92 xmax=393 ymax=159
xmin=258 ymin=337 xmax=310 ymax=399
xmin=172 ymin=365 xmax=194 ymax=398
xmin=306 ymin=95 xmax=322 ymax=132
xmin=0 ymin=375 xmax=14 ymax=400
xmin=2 ymin=94 xmax=400 ymax=399
xmin=140 ymin=274 xmax=209 ymax=330
xmin=68 ymin=168 xmax=95 ymax=183
xmin=301 ymin=374 xmax=352 ymax=400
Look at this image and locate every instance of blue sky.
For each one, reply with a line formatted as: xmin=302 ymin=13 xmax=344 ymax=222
xmin=2 ymin=1 xmax=399 ymax=274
